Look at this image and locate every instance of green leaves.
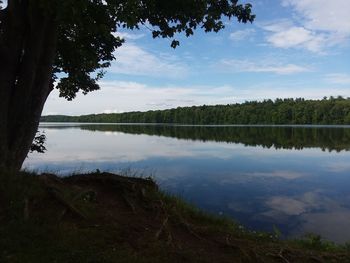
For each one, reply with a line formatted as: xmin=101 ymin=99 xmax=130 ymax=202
xmin=171 ymin=40 xmax=180 ymax=49
xmin=30 ymin=132 xmax=46 ymax=154
xmin=47 ymin=0 xmax=255 ymax=99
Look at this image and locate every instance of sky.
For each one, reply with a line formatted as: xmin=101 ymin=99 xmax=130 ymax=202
xmin=38 ymin=0 xmax=350 ymax=115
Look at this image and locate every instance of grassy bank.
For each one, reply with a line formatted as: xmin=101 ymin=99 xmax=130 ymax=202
xmin=1 ymin=171 xmax=349 ymax=262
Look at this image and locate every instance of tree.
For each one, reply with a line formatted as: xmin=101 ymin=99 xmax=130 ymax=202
xmin=0 ymin=0 xmax=254 ymax=171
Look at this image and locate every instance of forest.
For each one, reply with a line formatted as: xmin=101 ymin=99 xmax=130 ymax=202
xmin=41 ymin=97 xmax=350 ymax=125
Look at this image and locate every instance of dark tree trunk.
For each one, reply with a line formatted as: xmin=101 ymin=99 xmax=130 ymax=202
xmin=0 ymin=0 xmax=57 ymax=171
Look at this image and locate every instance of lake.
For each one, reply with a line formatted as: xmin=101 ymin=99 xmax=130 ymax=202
xmin=24 ymin=123 xmax=350 ymax=243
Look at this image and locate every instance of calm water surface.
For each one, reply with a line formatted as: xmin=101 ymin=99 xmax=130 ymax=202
xmin=24 ymin=123 xmax=350 ymax=243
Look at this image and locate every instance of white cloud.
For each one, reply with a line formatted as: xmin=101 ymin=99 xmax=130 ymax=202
xmin=44 ymin=81 xmax=242 ymax=115
xmin=219 ymin=59 xmax=310 ymax=74
xmin=113 ymin=32 xmax=145 ymax=40
xmin=262 ymin=0 xmax=350 ymax=53
xmin=282 ymin=0 xmax=350 ymax=34
xmin=109 ymin=43 xmax=189 ymax=78
xmin=326 ymin=73 xmax=350 ymax=85
xmin=229 ymin=29 xmax=255 ymax=41
xmin=264 ymin=24 xmax=326 ymax=53
xmin=102 ymin=109 xmax=123 ymax=114
xmin=0 ymin=0 xmax=7 ymax=9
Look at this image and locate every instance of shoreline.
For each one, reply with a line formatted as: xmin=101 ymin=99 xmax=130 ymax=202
xmin=1 ymin=171 xmax=349 ymax=262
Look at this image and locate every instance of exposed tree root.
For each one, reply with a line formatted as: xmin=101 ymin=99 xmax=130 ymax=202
xmin=278 ymin=248 xmax=290 ymax=263
xmin=121 ymin=191 xmax=137 ymax=214
xmin=46 ymin=186 xmax=88 ymax=220
xmin=155 ymin=216 xmax=169 ymax=240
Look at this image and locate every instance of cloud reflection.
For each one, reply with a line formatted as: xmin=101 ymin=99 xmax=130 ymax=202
xmin=262 ymin=191 xmax=350 ymax=242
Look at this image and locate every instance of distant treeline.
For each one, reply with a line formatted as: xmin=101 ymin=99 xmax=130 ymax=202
xmin=41 ymin=97 xmax=350 ymax=125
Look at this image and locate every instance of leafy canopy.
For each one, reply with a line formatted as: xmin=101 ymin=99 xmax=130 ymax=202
xmin=42 ymin=0 xmax=255 ymax=100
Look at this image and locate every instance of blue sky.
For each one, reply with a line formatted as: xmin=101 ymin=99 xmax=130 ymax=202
xmin=42 ymin=0 xmax=350 ymax=115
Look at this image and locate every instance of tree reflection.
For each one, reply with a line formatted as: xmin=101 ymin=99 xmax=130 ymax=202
xmin=78 ymin=125 xmax=350 ymax=152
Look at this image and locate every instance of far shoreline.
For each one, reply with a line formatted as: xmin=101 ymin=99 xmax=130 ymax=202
xmin=39 ymin=122 xmax=350 ymax=128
